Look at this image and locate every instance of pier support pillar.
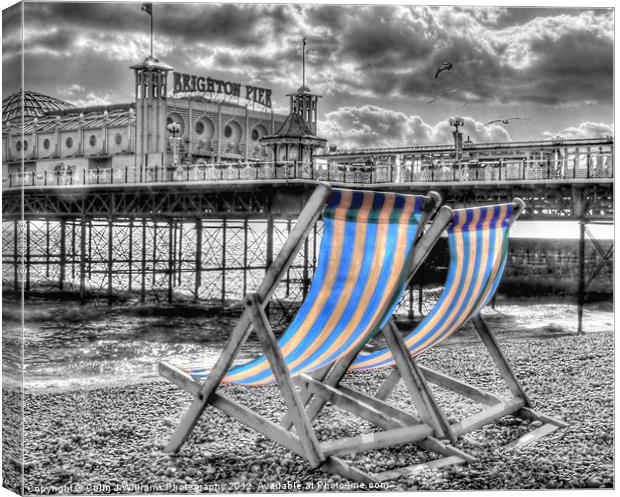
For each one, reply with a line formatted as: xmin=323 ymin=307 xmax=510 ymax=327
xmin=168 ymin=219 xmax=174 ymax=304
xmin=418 ymin=283 xmax=424 ymax=315
xmin=107 ymin=217 xmax=113 ymax=305
xmin=302 ymin=236 xmax=309 ymax=299
xmin=194 ymin=219 xmax=202 ymax=302
xmin=71 ymin=220 xmax=76 ymax=279
xmin=221 ymin=218 xmax=227 ymax=302
xmin=80 ymin=215 xmax=86 ymax=304
xmin=88 ymin=220 xmax=92 ymax=278
xmin=59 ymin=218 xmax=67 ymax=291
xmin=285 ymin=219 xmax=292 ymax=296
xmin=152 ymin=222 xmax=158 ymax=286
xmin=242 ymin=218 xmax=248 ymax=296
xmin=577 ymin=220 xmax=585 ymax=334
xmin=177 ymin=222 xmax=183 ymax=286
xmin=25 ymin=220 xmax=30 ymax=292
xmin=572 ymin=186 xmax=588 ymax=335
xmin=128 ymin=218 xmax=133 ymax=292
xmin=45 ymin=220 xmax=50 ymax=277
xmin=265 ymin=215 xmax=274 ymax=316
xmin=141 ymin=218 xmax=147 ymax=303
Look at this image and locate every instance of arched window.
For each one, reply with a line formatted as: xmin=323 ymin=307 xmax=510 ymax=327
xmin=250 ymin=124 xmax=268 ymax=156
xmin=194 ymin=117 xmax=214 ymax=151
xmin=251 ymin=124 xmax=268 ymax=142
xmin=223 ymin=120 xmax=242 ymax=154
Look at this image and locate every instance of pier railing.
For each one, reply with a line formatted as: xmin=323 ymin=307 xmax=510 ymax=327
xmin=2 ymin=157 xmax=613 ymax=190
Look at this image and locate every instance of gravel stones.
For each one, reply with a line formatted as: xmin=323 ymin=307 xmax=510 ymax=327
xmin=19 ymin=331 xmax=613 ymax=491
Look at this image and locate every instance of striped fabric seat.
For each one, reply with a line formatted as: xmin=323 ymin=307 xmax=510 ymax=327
xmin=184 ymin=188 xmax=427 ymax=385
xmin=351 ymin=203 xmax=514 ymax=371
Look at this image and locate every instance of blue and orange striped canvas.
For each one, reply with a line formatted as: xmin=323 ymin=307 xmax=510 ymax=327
xmin=351 ymin=203 xmax=514 ymax=371
xmin=183 ymin=188 xmax=428 ymax=385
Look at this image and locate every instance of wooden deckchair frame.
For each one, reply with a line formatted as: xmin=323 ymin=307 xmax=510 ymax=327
xmin=159 ymin=183 xmax=454 ymax=483
xmin=282 ymin=198 xmax=567 ymax=482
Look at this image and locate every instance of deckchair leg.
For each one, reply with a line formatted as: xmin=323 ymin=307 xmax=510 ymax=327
xmin=471 ymin=315 xmax=532 ymax=407
xmin=384 ymin=321 xmax=455 ymax=442
xmin=245 ymin=294 xmax=325 ymax=468
xmin=375 ymin=367 xmax=402 ymax=400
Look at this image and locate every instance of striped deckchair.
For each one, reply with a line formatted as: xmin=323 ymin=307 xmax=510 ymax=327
xmin=351 ymin=202 xmax=519 ymax=372
xmin=159 ymin=184 xmax=456 ymax=483
xmin=286 ymin=199 xmax=566 ymax=482
xmin=181 ymin=188 xmax=429 ymax=386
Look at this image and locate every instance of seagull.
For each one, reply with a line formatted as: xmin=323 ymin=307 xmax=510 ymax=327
xmin=485 ymin=117 xmax=530 ymax=125
xmin=434 ymin=61 xmax=453 ymax=79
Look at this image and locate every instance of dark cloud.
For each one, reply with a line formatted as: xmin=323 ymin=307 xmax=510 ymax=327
xmin=21 ymin=3 xmax=292 ymax=49
xmin=24 ymin=2 xmax=143 ymax=33
xmin=23 ymin=51 xmax=133 ymax=103
xmin=157 ymin=4 xmax=270 ymax=46
xmin=25 ymin=30 xmax=75 ymax=53
xmin=304 ymin=5 xmax=348 ymax=34
xmin=337 ymin=7 xmax=435 ymax=66
xmin=2 ymin=2 xmax=612 ymax=142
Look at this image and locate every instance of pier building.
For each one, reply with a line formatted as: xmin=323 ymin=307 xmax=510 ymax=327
xmin=2 ymin=56 xmax=288 ymax=185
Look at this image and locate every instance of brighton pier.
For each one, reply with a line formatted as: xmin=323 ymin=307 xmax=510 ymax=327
xmin=2 ymin=55 xmax=613 ymax=328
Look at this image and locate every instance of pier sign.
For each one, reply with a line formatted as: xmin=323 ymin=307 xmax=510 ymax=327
xmin=172 ymin=72 xmax=272 ymax=108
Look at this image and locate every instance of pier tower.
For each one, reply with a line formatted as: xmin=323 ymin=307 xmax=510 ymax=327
xmin=262 ymin=41 xmax=326 ymax=174
xmin=261 ymin=87 xmax=326 ymax=173
xmin=261 ymin=110 xmax=326 ymax=171
xmin=287 ymin=85 xmax=321 ymax=134
xmin=130 ymin=55 xmax=173 ymax=180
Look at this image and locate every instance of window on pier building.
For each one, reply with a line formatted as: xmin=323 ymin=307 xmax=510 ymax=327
xmin=223 ymin=120 xmax=242 ymax=154
xmin=195 ymin=117 xmax=214 ymax=151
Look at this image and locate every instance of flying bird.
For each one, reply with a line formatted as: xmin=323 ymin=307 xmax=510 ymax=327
xmin=485 ymin=117 xmax=530 ymax=125
xmin=434 ymin=61 xmax=453 ymax=79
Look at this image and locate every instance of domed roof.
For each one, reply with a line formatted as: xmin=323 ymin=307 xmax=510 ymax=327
xmin=2 ymin=90 xmax=74 ymax=122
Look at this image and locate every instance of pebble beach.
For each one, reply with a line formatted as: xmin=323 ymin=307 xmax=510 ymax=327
xmin=9 ymin=329 xmax=614 ymax=493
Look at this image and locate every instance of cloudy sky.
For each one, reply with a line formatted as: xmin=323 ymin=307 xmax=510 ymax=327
xmin=2 ymin=1 xmax=614 ymax=148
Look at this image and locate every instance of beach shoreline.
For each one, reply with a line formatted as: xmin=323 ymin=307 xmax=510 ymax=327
xmin=2 ymin=293 xmax=613 ymax=394
xmin=6 ymin=331 xmax=613 ymax=493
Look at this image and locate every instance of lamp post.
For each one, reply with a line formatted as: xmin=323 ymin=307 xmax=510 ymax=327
xmin=449 ymin=116 xmax=464 ymax=180
xmin=167 ymin=122 xmax=181 ymax=166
